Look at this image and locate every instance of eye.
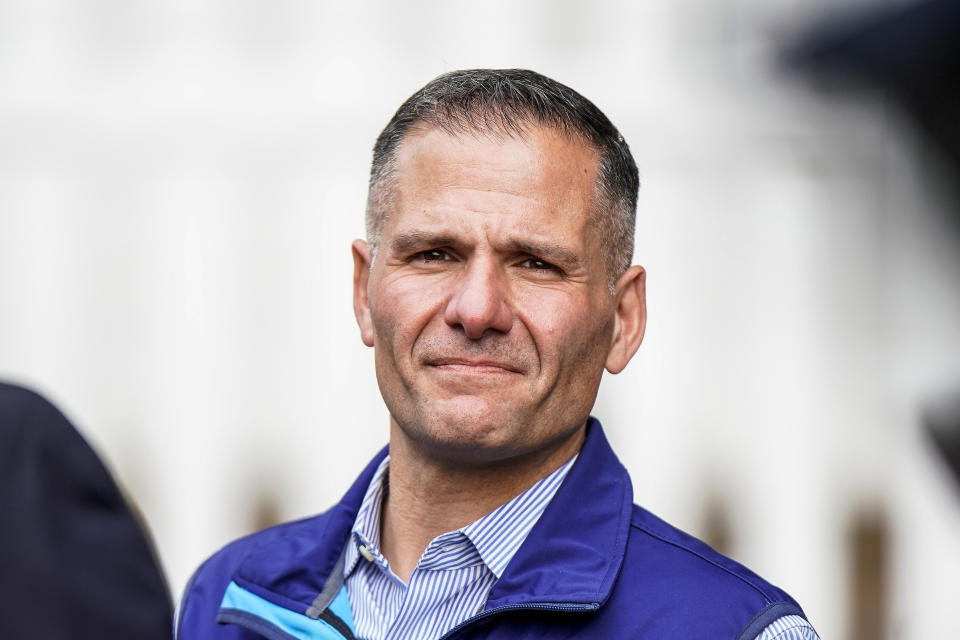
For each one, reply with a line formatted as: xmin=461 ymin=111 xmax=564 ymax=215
xmin=410 ymin=248 xmax=454 ymax=263
xmin=518 ymin=257 xmax=562 ymax=273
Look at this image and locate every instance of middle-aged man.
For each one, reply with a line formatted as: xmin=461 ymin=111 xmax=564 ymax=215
xmin=177 ymin=69 xmax=820 ymax=640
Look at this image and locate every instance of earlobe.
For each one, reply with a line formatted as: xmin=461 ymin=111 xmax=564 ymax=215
xmin=352 ymin=239 xmax=376 ymax=347
xmin=605 ymin=265 xmax=646 ymax=374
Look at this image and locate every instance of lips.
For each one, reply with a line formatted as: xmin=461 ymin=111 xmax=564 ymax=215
xmin=426 ymin=357 xmax=523 ymax=374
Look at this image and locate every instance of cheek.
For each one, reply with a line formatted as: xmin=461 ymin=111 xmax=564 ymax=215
xmin=524 ymin=295 xmax=612 ymax=369
xmin=369 ymin=275 xmax=444 ymax=354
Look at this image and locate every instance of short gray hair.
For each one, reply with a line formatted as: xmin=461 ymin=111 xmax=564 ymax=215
xmin=366 ymin=69 xmax=639 ymax=289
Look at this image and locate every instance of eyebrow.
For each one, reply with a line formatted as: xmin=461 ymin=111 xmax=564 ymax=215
xmin=389 ymin=230 xmax=583 ymax=270
xmin=503 ymin=239 xmax=583 ymax=270
xmin=389 ymin=231 xmax=459 ymax=257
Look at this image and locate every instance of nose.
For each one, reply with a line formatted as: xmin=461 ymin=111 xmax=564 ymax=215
xmin=444 ymin=257 xmax=513 ymax=340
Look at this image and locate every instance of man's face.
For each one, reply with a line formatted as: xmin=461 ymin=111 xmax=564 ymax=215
xmin=353 ymin=125 xmax=644 ymax=465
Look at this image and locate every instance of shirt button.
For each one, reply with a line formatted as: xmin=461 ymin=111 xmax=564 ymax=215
xmin=359 ymin=545 xmax=375 ymax=562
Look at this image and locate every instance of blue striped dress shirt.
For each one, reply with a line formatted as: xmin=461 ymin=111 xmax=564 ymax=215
xmin=343 ymin=454 xmax=576 ymax=640
xmin=343 ymin=454 xmax=820 ymax=640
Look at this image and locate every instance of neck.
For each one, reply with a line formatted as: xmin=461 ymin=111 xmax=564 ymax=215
xmin=379 ymin=421 xmax=585 ymax=583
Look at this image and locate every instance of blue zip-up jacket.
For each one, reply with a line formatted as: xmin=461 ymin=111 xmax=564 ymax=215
xmin=177 ymin=419 xmax=808 ymax=639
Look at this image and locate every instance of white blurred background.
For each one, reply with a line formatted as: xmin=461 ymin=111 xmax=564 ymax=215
xmin=2 ymin=1 xmax=960 ymax=638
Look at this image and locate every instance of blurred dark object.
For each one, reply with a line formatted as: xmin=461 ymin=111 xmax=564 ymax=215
xmin=701 ymin=488 xmax=732 ymax=557
xmin=250 ymin=485 xmax=283 ymax=533
xmin=0 ymin=382 xmax=172 ymax=639
xmin=849 ymin=509 xmax=888 ymax=640
xmin=784 ymin=0 xmax=960 ymax=190
xmin=925 ymin=393 xmax=960 ymax=490
xmin=786 ymin=0 xmax=960 ymax=490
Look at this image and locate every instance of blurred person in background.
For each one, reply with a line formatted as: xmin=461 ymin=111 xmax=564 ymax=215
xmin=0 ymin=382 xmax=172 ymax=639
xmin=176 ymin=69 xmax=819 ymax=640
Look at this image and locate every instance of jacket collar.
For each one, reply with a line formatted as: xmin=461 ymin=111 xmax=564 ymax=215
xmin=484 ymin=417 xmax=633 ymax=609
xmin=231 ymin=417 xmax=632 ymax=612
xmin=231 ymin=446 xmax=389 ymax=608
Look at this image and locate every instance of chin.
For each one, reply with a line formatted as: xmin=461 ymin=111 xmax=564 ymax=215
xmin=409 ymin=398 xmax=528 ymax=462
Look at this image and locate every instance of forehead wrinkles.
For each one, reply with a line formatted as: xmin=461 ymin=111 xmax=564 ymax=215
xmin=389 ymin=127 xmax=598 ymax=228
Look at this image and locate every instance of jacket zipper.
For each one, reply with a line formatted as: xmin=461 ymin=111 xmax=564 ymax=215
xmin=319 ymin=609 xmax=357 ymax=639
xmin=223 ymin=596 xmax=595 ymax=639
xmin=437 ymin=601 xmax=600 ymax=640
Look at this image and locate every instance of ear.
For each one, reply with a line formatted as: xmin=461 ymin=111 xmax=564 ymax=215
xmin=605 ymin=265 xmax=646 ymax=374
xmin=352 ymin=239 xmax=375 ymax=347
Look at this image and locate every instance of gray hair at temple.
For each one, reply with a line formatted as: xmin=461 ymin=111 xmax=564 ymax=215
xmin=365 ymin=69 xmax=639 ymax=291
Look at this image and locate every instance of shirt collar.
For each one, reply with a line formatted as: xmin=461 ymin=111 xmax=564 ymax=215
xmin=343 ymin=455 xmax=391 ymax=578
xmin=343 ymin=452 xmax=578 ymax=581
xmin=462 ymin=454 xmax=577 ymax=578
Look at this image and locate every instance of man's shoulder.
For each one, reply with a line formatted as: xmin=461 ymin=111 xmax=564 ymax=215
xmin=176 ymin=511 xmax=342 ymax=639
xmin=195 ymin=513 xmax=326 ymax=584
xmin=626 ymin=504 xmax=796 ymax=602
xmin=176 ymin=447 xmax=386 ymax=639
xmin=609 ymin=504 xmax=804 ymax=636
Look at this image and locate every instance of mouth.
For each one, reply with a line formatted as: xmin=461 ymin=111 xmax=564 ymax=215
xmin=426 ymin=357 xmax=524 ymax=375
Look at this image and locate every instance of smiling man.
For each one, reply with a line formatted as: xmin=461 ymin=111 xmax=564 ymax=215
xmin=177 ymin=69 xmax=819 ymax=640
